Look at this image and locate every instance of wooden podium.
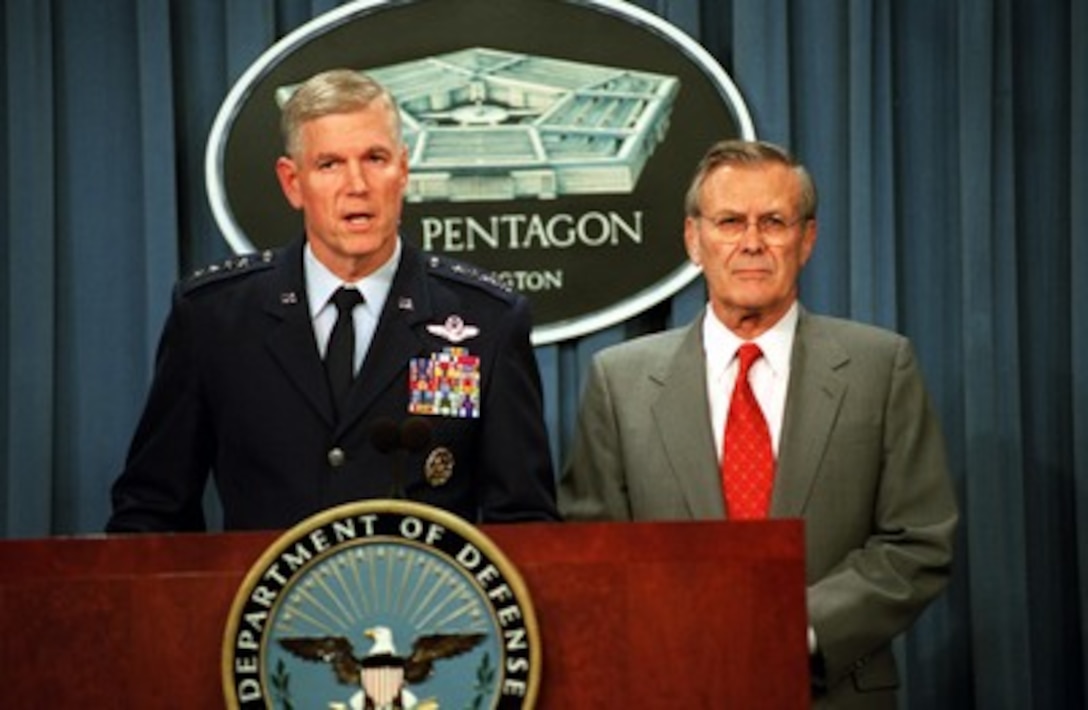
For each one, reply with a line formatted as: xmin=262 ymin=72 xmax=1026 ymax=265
xmin=0 ymin=520 xmax=808 ymax=707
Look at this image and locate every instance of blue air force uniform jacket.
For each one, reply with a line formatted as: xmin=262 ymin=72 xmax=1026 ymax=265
xmin=107 ymin=239 xmax=558 ymax=532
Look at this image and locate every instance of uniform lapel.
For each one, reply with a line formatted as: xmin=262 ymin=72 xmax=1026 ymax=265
xmin=772 ymin=310 xmax=848 ymax=516
xmin=335 ymin=246 xmax=431 ymax=436
xmin=651 ymin=317 xmax=727 ymax=518
xmin=262 ymin=240 xmax=337 ymax=426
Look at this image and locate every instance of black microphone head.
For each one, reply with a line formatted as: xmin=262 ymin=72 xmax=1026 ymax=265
xmin=369 ymin=417 xmax=401 ymax=454
xmin=400 ymin=417 xmax=433 ymax=453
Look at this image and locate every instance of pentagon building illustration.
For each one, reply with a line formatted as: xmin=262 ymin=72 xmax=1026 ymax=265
xmin=277 ymin=47 xmax=680 ymax=202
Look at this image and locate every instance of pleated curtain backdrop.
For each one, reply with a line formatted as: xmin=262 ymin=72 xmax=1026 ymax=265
xmin=2 ymin=1 xmax=1086 ymax=707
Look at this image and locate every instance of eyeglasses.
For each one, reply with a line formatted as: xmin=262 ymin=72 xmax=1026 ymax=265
xmin=697 ymin=214 xmax=809 ymax=245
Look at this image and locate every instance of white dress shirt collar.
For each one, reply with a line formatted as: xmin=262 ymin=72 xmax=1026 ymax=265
xmin=702 ymin=302 xmax=799 ymax=379
xmin=702 ymin=301 xmax=799 ymax=456
xmin=304 ymin=239 xmax=401 ymax=318
xmin=304 ymin=239 xmax=401 ymax=366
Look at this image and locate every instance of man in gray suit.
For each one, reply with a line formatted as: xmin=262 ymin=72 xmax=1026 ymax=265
xmin=559 ymin=139 xmax=957 ymax=708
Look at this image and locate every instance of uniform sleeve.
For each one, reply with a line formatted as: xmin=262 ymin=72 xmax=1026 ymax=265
xmin=105 ymin=293 xmax=212 ymax=532
xmin=475 ymin=294 xmax=559 ymax=523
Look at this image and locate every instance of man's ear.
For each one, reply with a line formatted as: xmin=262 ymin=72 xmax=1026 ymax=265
xmin=399 ymin=144 xmax=409 ymax=184
xmin=799 ymin=218 xmax=818 ymax=267
xmin=684 ymin=217 xmax=702 ymax=266
xmin=275 ymin=156 xmax=303 ymax=210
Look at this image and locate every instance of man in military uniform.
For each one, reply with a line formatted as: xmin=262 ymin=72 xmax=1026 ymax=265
xmin=107 ymin=69 xmax=558 ymax=532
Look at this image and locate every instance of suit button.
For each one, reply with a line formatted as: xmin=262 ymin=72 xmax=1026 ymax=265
xmin=327 ymin=447 xmax=347 ymax=468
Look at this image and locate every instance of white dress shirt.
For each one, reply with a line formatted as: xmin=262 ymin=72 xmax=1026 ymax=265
xmin=702 ymin=301 xmax=799 ymax=461
xmin=305 ymin=239 xmax=400 ymax=373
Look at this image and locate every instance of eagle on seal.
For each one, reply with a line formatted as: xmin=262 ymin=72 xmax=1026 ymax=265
xmin=279 ymin=626 xmax=485 ymax=708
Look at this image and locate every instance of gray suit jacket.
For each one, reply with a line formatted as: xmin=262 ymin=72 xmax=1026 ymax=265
xmin=559 ymin=307 xmax=957 ymax=709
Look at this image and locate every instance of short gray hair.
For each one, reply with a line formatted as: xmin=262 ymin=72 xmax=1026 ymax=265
xmin=683 ymin=139 xmax=817 ymax=219
xmin=280 ymin=69 xmax=402 ymax=157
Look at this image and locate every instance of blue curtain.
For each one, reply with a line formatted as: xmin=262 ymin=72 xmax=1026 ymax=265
xmin=3 ymin=0 xmax=1086 ymax=707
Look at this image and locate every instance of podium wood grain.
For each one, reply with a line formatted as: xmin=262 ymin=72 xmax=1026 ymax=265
xmin=0 ymin=520 xmax=808 ymax=708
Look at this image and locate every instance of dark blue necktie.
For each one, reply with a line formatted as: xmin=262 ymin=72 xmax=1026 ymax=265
xmin=325 ymin=287 xmax=363 ymax=412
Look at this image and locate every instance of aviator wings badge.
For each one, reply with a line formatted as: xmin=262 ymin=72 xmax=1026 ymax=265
xmin=426 ymin=315 xmax=480 ymax=343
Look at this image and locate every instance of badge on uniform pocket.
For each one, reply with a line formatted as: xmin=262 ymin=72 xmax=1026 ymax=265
xmin=424 ymin=446 xmax=455 ymax=487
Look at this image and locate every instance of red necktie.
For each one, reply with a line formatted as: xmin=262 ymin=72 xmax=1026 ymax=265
xmin=722 ymin=343 xmax=775 ymax=519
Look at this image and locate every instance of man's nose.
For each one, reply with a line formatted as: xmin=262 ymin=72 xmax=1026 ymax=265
xmin=736 ymin=223 xmax=767 ymax=250
xmin=346 ymin=161 xmax=368 ymax=192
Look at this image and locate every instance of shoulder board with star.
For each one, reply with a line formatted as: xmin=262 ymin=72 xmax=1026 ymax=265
xmin=180 ymin=251 xmax=277 ymax=295
xmin=425 ymin=255 xmax=515 ymax=302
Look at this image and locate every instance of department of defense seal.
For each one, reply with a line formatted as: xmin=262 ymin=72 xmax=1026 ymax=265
xmin=222 ymin=500 xmax=541 ymax=709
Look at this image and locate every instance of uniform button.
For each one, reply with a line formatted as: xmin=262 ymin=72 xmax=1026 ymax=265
xmin=327 ymin=447 xmax=347 ymax=468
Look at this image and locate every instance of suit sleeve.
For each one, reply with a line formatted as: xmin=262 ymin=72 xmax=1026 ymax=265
xmin=105 ymin=292 xmax=212 ymax=532
xmin=475 ymin=295 xmax=559 ymax=523
xmin=806 ymin=337 xmax=958 ymax=689
xmin=557 ymin=352 xmax=634 ymax=521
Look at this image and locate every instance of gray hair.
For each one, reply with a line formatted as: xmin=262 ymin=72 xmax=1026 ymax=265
xmin=683 ymin=139 xmax=817 ymax=219
xmin=280 ymin=69 xmax=402 ymax=157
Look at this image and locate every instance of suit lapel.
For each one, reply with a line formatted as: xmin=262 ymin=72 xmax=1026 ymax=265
xmin=262 ymin=241 xmax=337 ymax=426
xmin=772 ymin=310 xmax=848 ymax=516
xmin=651 ymin=317 xmax=727 ymax=518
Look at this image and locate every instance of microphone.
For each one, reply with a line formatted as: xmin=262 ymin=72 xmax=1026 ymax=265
xmin=400 ymin=417 xmax=432 ymax=453
xmin=369 ymin=417 xmax=400 ymax=455
xmin=369 ymin=417 xmax=406 ymax=499
xmin=368 ymin=417 xmax=433 ymax=499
